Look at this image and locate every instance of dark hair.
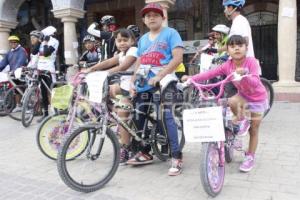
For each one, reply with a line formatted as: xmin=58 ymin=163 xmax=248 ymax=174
xmin=114 ymin=28 xmax=135 ymax=40
xmin=227 ymin=35 xmax=247 ymax=46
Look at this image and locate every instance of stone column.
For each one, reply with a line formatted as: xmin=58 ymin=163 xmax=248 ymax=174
xmin=0 ymin=20 xmax=18 ymax=56
xmin=53 ymin=8 xmax=85 ymax=65
xmin=145 ymin=0 xmax=176 ymax=27
xmin=274 ymin=0 xmax=300 ymax=92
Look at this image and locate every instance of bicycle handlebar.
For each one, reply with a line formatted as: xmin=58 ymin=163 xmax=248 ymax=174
xmin=184 ymin=72 xmax=251 ymax=101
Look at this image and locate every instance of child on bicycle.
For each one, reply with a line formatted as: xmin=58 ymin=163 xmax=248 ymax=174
xmin=182 ymin=35 xmax=268 ymax=172
xmin=83 ymin=28 xmax=138 ymax=165
xmin=128 ymin=3 xmax=184 ymax=176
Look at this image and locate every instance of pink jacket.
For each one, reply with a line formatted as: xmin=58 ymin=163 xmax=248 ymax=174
xmin=190 ymin=57 xmax=267 ymax=102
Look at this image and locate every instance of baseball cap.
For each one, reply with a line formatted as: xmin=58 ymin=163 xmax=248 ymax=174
xmin=141 ymin=3 xmax=164 ymax=17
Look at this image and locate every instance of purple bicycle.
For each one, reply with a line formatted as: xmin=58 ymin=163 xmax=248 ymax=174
xmin=183 ymin=72 xmax=252 ymax=197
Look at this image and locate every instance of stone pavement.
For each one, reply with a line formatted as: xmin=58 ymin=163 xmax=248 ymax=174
xmin=0 ymin=102 xmax=300 ymax=200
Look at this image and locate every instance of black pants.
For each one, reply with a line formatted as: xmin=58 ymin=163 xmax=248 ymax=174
xmin=39 ymin=72 xmax=52 ymax=115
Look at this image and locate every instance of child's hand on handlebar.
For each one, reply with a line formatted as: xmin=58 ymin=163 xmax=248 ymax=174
xmin=148 ymin=76 xmax=161 ymax=86
xmin=129 ymin=84 xmax=137 ymax=98
xmin=235 ymin=68 xmax=247 ymax=76
xmin=80 ymin=68 xmax=92 ymax=74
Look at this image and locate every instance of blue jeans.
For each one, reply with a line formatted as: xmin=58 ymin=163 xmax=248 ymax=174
xmin=133 ymin=82 xmax=182 ymax=159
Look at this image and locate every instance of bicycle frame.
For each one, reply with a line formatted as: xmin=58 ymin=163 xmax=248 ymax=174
xmin=187 ymin=73 xmax=241 ymax=166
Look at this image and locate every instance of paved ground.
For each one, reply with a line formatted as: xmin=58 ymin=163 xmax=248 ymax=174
xmin=0 ymin=102 xmax=300 ymax=200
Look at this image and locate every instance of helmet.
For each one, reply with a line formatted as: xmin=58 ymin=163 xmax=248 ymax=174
xmin=212 ymin=24 xmax=230 ymax=35
xmin=8 ymin=35 xmax=20 ymax=42
xmin=100 ymin=15 xmax=116 ymax=25
xmin=223 ymin=0 xmax=246 ymax=7
xmin=30 ymin=30 xmax=43 ymax=39
xmin=83 ymin=35 xmax=96 ymax=43
xmin=41 ymin=26 xmax=57 ymax=36
xmin=127 ymin=25 xmax=141 ymax=38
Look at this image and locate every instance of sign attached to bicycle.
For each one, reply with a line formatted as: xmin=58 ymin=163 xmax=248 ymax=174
xmin=183 ymin=106 xmax=225 ymax=143
xmin=86 ymin=71 xmax=108 ymax=103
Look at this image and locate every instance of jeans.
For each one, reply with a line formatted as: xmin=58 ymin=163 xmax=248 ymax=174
xmin=133 ymin=82 xmax=182 ymax=159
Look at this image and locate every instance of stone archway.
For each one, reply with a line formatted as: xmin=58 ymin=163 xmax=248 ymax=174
xmin=0 ymin=0 xmax=27 ymax=54
xmin=0 ymin=0 xmax=27 ymax=22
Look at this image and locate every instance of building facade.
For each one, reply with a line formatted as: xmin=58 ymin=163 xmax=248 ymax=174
xmin=0 ymin=0 xmax=299 ymax=92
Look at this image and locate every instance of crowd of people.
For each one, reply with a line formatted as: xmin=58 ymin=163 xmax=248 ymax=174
xmin=0 ymin=0 xmax=268 ymax=176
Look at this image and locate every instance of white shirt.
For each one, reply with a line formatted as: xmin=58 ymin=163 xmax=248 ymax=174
xmin=37 ymin=36 xmax=59 ymax=73
xmin=119 ymin=47 xmax=137 ymax=91
xmin=229 ymin=15 xmax=254 ymax=58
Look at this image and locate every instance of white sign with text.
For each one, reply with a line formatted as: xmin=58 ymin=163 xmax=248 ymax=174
xmin=183 ymin=106 xmax=225 ymax=143
xmin=86 ymin=71 xmax=108 ymax=103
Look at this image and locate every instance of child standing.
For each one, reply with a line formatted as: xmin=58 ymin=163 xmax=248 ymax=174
xmin=182 ymin=35 xmax=268 ymax=172
xmin=128 ymin=3 xmax=184 ymax=176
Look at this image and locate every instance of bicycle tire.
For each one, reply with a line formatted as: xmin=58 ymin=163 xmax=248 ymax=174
xmin=151 ymin=121 xmax=170 ymax=161
xmin=57 ymin=126 xmax=120 ymax=193
xmin=21 ymin=87 xmax=39 ymax=127
xmin=260 ymin=77 xmax=274 ymax=117
xmin=200 ymin=142 xmax=225 ymax=197
xmin=0 ymin=87 xmax=8 ymax=116
xmin=5 ymin=85 xmax=26 ymax=121
xmin=36 ymin=114 xmax=87 ymax=160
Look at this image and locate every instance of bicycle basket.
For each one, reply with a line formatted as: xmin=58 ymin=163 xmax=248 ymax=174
xmin=51 ymin=84 xmax=74 ymax=110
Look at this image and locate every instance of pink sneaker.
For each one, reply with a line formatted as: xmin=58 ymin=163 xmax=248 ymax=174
xmin=237 ymin=119 xmax=250 ymax=137
xmin=239 ymin=153 xmax=255 ymax=172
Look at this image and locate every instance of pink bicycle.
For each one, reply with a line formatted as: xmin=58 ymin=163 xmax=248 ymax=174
xmin=184 ymin=72 xmax=256 ymax=197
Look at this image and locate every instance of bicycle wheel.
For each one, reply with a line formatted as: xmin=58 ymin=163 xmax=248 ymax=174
xmin=21 ymin=87 xmax=40 ymax=127
xmin=5 ymin=85 xmax=26 ymax=121
xmin=151 ymin=121 xmax=170 ymax=161
xmin=0 ymin=86 xmax=9 ymax=116
xmin=57 ymin=126 xmax=120 ymax=193
xmin=260 ymin=77 xmax=274 ymax=117
xmin=200 ymin=142 xmax=225 ymax=197
xmin=36 ymin=114 xmax=87 ymax=160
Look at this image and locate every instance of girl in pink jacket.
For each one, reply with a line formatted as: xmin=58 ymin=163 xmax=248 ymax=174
xmin=182 ymin=35 xmax=268 ymax=172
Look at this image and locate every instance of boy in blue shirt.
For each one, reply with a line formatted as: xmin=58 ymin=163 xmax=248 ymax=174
xmin=128 ymin=3 xmax=184 ymax=176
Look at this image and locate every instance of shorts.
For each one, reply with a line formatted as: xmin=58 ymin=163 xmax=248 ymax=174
xmin=247 ymin=99 xmax=269 ymax=115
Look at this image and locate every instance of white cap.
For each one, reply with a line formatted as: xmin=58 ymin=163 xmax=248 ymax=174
xmin=41 ymin=26 xmax=57 ymax=36
xmin=212 ymin=24 xmax=230 ymax=35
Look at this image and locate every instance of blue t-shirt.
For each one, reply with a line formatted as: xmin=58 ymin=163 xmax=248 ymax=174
xmin=137 ymin=27 xmax=183 ymax=69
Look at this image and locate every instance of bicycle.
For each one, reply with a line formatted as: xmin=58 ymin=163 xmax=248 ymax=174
xmin=21 ymin=69 xmax=53 ymax=127
xmin=37 ymin=72 xmax=98 ymax=160
xmin=0 ymin=69 xmax=27 ymax=120
xmin=57 ymin=71 xmax=185 ymax=193
xmin=182 ymin=72 xmax=270 ymax=197
xmin=36 ymin=62 xmax=100 ymax=160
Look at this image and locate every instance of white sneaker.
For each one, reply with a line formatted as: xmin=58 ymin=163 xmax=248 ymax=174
xmin=12 ymin=105 xmax=22 ymax=113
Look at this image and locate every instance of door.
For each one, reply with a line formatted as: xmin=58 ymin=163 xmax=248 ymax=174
xmin=252 ymin=25 xmax=278 ymax=81
xmin=247 ymin=11 xmax=278 ymax=81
